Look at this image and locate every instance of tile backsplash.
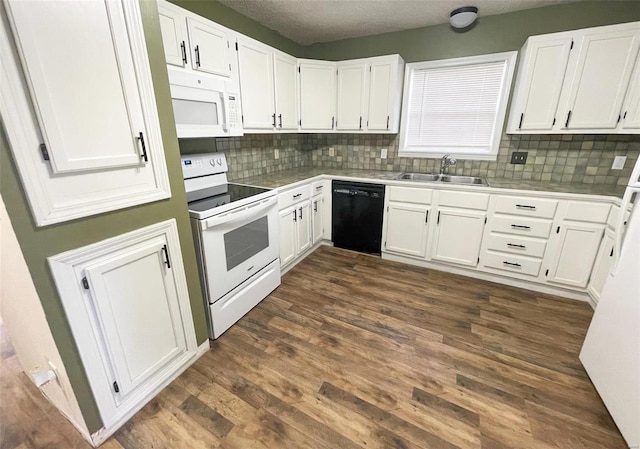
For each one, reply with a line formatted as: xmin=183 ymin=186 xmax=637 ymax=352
xmin=180 ymin=132 xmax=639 ymax=186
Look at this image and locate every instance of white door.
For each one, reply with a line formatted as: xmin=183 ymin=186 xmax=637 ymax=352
xmin=563 ymin=28 xmax=640 ymax=130
xmin=384 ymin=203 xmax=430 ymax=258
xmin=336 ymin=62 xmax=367 ymax=131
xmin=84 ymin=236 xmax=187 ymax=402
xmin=157 ymin=1 xmax=188 ymax=68
xmin=274 ymin=53 xmax=299 ymax=131
xmin=432 ymin=209 xmax=486 ymax=267
xmin=237 ymin=38 xmax=275 ymax=130
xmin=588 ymin=232 xmax=616 ymax=302
xmin=6 ymin=0 xmax=147 ymax=173
xmin=297 ymin=201 xmax=313 ymax=254
xmin=279 ymin=207 xmax=297 ymax=267
xmin=547 ymin=222 xmax=604 ymax=288
xmin=186 ymin=16 xmax=231 ymax=78
xmin=299 ymin=60 xmax=336 ymax=130
xmin=312 ymin=196 xmax=324 ymax=245
xmin=620 ymin=57 xmax=640 ymax=130
xmin=368 ymin=58 xmax=395 ymax=131
xmin=516 ymin=37 xmax=573 ymax=131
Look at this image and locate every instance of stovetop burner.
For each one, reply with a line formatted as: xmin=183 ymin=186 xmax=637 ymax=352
xmin=187 ymin=183 xmax=272 ymax=213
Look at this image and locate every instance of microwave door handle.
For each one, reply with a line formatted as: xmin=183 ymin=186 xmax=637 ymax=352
xmin=201 ymin=197 xmax=277 ymax=230
xmin=220 ymin=92 xmax=229 ymax=132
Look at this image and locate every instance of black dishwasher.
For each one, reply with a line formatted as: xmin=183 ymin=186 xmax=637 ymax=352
xmin=332 ymin=180 xmax=385 ymax=254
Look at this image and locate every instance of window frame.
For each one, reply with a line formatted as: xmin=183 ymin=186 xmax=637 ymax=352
xmin=398 ymin=51 xmax=518 ymax=161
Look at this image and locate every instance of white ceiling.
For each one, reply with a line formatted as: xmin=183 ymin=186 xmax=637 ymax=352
xmin=217 ymin=0 xmax=577 ymax=45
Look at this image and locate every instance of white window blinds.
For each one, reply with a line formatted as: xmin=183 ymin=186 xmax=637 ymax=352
xmin=399 ymin=52 xmax=517 ymax=160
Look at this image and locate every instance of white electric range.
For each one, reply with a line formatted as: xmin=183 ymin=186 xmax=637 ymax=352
xmin=182 ymin=153 xmax=280 ymax=339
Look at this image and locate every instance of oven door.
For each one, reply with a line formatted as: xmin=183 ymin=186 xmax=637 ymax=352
xmin=170 ymin=84 xmax=228 ymax=138
xmin=198 ymin=196 xmax=279 ymax=302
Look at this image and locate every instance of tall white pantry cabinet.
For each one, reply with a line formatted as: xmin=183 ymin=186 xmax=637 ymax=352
xmin=0 ymin=0 xmax=202 ymax=444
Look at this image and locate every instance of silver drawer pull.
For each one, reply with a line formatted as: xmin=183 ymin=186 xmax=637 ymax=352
xmin=507 ymin=243 xmax=526 ymax=249
xmin=511 ymin=224 xmax=531 ymax=229
xmin=316 ymin=186 xmax=322 ymax=191
xmin=503 ymin=261 xmax=522 ymax=267
xmin=516 ymin=204 xmax=536 ymax=210
xmin=293 ymin=193 xmax=302 ymax=199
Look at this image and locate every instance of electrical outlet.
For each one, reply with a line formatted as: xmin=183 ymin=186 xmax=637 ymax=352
xmin=329 ymin=147 xmax=335 ymax=157
xmin=274 ymin=148 xmax=279 ymax=160
xmin=381 ymin=148 xmax=388 ymax=159
xmin=612 ymin=155 xmax=626 ymax=170
xmin=511 ymin=151 xmax=528 ymax=164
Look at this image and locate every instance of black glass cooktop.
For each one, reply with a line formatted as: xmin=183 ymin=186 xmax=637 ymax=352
xmin=187 ymin=183 xmax=271 ymax=212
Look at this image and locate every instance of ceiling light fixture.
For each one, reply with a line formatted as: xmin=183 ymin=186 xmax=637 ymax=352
xmin=449 ymin=6 xmax=478 ymax=29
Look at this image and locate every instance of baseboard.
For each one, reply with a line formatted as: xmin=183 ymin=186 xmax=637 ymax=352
xmin=90 ymin=340 xmax=210 ymax=446
xmin=280 ymin=240 xmax=330 ymax=275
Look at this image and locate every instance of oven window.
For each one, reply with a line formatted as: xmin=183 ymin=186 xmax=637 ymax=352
xmin=172 ymin=98 xmax=219 ymax=126
xmin=224 ymin=216 xmax=269 ymax=271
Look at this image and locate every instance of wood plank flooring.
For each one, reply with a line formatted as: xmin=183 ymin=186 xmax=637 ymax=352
xmin=0 ymin=246 xmax=626 ymax=449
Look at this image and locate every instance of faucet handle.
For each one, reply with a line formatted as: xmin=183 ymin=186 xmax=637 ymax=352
xmin=449 ymin=157 xmax=457 ymax=166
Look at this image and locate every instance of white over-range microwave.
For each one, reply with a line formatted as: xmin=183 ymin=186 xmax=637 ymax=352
xmin=167 ymin=68 xmax=243 ymax=138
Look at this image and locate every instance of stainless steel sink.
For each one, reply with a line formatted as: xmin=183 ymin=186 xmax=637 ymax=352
xmin=395 ymin=172 xmax=487 ymax=186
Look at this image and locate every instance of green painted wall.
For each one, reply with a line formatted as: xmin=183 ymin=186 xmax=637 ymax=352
xmin=303 ymin=1 xmax=640 ymax=62
xmin=168 ymin=0 xmax=304 ymax=56
xmin=0 ymin=0 xmax=208 ymax=433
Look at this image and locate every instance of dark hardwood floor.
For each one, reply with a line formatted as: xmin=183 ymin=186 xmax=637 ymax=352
xmin=0 ymin=246 xmax=626 ymax=448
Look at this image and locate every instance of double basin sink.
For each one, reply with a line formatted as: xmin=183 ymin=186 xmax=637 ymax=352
xmin=395 ymin=173 xmax=488 ymax=186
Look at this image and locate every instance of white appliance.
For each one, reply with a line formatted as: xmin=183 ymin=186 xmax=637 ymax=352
xmin=169 ymin=68 xmax=243 ymax=138
xmin=182 ymin=153 xmax=280 ymax=338
xmin=580 ymin=157 xmax=640 ymax=449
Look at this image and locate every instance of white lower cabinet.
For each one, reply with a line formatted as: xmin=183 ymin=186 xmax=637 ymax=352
xmin=432 ymin=208 xmax=486 ymax=267
xmin=48 ymin=220 xmax=198 ymax=436
xmin=588 ymin=231 xmax=616 ymax=303
xmin=278 ymin=206 xmax=297 ymax=268
xmin=312 ymin=193 xmax=325 ymax=245
xmin=278 ymin=184 xmax=313 ymax=269
xmin=384 ymin=203 xmax=430 ymax=258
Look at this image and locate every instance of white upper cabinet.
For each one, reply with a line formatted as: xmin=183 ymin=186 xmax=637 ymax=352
xmin=186 ymin=16 xmax=232 ymax=78
xmin=158 ymin=1 xmax=188 ymax=68
xmin=509 ymin=36 xmax=573 ymax=131
xmin=1 ymin=0 xmax=170 ymax=226
xmin=620 ymin=56 xmax=640 ymax=130
xmin=336 ymin=61 xmax=368 ymax=131
xmin=274 ymin=52 xmax=299 ymax=131
xmin=299 ymin=59 xmax=337 ymax=131
xmin=237 ymin=37 xmax=275 ymax=129
xmin=367 ymin=55 xmax=405 ymax=132
xmin=508 ymin=21 xmax=640 ymax=134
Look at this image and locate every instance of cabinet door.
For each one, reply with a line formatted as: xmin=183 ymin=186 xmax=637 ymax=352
xmin=299 ymin=60 xmax=336 ymax=130
xmin=588 ymin=232 xmax=616 ymax=301
xmin=563 ymin=28 xmax=640 ymax=130
xmin=6 ymin=0 xmax=148 ymax=173
xmin=336 ymin=62 xmax=367 ymax=131
xmin=432 ymin=209 xmax=486 ymax=267
xmin=274 ymin=52 xmax=299 ymax=131
xmin=368 ymin=58 xmax=395 ymax=131
xmin=384 ymin=203 xmax=430 ymax=258
xmin=297 ymin=201 xmax=313 ymax=254
xmin=279 ymin=207 xmax=297 ymax=267
xmin=186 ymin=16 xmax=231 ymax=78
xmin=515 ymin=37 xmax=573 ymax=131
xmin=312 ymin=196 xmax=324 ymax=245
xmin=237 ymin=38 xmax=275 ymax=130
xmin=157 ymin=1 xmax=188 ymax=68
xmin=620 ymin=57 xmax=640 ymax=130
xmin=547 ymin=222 xmax=604 ymax=288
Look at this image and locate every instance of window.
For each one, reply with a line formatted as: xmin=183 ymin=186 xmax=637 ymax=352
xmin=399 ymin=51 xmax=517 ymax=160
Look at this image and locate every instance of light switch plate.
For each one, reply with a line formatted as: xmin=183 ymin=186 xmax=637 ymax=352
xmin=381 ymin=148 xmax=388 ymax=159
xmin=274 ymin=148 xmax=279 ymax=159
xmin=329 ymin=147 xmax=335 ymax=157
xmin=612 ymin=156 xmax=626 ymax=170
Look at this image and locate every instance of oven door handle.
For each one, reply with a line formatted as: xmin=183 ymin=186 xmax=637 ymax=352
xmin=201 ymin=196 xmax=277 ymax=230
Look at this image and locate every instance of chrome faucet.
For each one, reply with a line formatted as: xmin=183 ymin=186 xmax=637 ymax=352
xmin=440 ymin=154 xmax=457 ymax=174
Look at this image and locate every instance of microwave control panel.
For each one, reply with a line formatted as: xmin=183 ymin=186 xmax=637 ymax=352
xmin=227 ymin=95 xmax=240 ymax=129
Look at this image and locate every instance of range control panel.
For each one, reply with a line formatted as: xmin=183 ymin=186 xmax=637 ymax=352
xmin=181 ymin=152 xmax=228 ymax=179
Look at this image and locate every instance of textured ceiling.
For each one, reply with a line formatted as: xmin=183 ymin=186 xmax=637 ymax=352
xmin=216 ymin=0 xmax=577 ymax=45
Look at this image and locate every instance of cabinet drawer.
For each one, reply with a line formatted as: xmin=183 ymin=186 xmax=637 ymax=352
xmin=439 ymin=190 xmax=489 ymax=210
xmin=484 ymin=233 xmax=547 ymax=258
xmin=388 ymin=186 xmax=433 ymax=205
xmin=279 ymin=184 xmax=310 ymax=210
xmin=564 ymin=201 xmax=610 ymax=223
xmin=482 ymin=251 xmax=542 ymax=277
xmin=311 ymin=180 xmax=325 ymax=197
xmin=491 ymin=215 xmax=553 ymax=238
xmin=494 ymin=196 xmax=558 ymax=218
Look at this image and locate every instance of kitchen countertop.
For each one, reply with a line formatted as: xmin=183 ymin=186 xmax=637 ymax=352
xmin=232 ymin=167 xmax=626 ymax=198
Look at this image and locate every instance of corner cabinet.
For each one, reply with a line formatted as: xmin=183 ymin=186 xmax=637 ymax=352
xmin=507 ymin=21 xmax=640 ymax=134
xmin=1 ymin=0 xmax=171 ymax=226
xmin=48 ymin=220 xmax=199 ymax=437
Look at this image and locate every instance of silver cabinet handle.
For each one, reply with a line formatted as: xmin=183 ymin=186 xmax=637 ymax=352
xmin=511 ymin=224 xmax=531 ymax=229
xmin=293 ymin=193 xmax=302 ymax=199
xmin=507 ymin=243 xmax=526 ymax=249
xmin=298 ymin=207 xmax=302 ymax=219
xmin=516 ymin=204 xmax=536 ymax=210
xmin=503 ymin=261 xmax=521 ymax=267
